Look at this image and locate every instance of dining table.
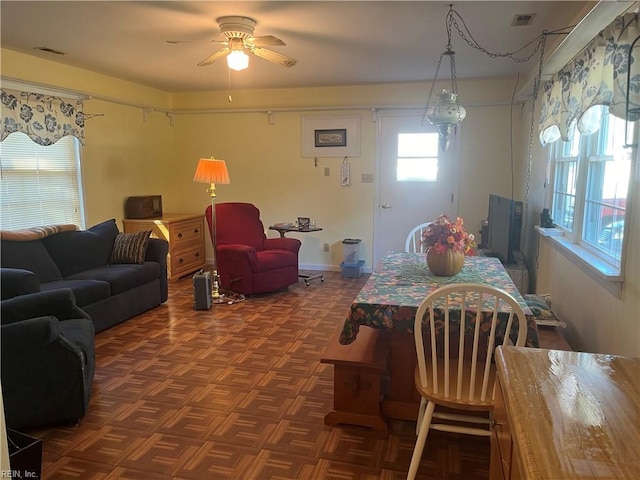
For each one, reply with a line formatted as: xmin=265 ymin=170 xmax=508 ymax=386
xmin=338 ymin=251 xmax=538 ymax=421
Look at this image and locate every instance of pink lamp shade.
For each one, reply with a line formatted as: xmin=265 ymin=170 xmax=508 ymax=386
xmin=193 ymin=158 xmax=230 ymax=184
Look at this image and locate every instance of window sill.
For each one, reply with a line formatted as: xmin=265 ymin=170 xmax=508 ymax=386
xmin=534 ymin=225 xmax=623 ymax=297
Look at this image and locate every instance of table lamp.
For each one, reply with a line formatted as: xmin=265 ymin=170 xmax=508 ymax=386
xmin=193 ymin=157 xmax=230 ymax=303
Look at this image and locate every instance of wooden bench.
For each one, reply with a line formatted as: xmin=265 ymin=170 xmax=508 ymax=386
xmin=321 ymin=324 xmax=571 ymax=432
xmin=321 ymin=325 xmax=391 ymax=432
xmin=537 ymin=325 xmax=572 ymax=351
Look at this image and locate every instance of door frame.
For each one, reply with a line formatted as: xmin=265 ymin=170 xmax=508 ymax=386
xmin=373 ymin=108 xmax=463 ymax=266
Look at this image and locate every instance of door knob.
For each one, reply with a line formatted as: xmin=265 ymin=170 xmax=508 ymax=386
xmin=381 ymin=203 xmax=392 ymax=209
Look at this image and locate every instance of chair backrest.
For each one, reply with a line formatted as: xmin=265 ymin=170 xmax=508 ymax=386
xmin=405 ymin=222 xmax=432 ymax=253
xmin=413 ymin=283 xmax=527 ymax=407
xmin=205 ymin=202 xmax=266 ymax=251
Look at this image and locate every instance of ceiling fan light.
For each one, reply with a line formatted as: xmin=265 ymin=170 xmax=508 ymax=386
xmin=227 ymin=50 xmax=249 ymax=71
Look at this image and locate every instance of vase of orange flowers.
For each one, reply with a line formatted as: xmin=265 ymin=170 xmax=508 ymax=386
xmin=421 ymin=214 xmax=476 ymax=276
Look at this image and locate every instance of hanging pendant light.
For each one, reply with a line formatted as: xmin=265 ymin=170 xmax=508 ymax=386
xmin=423 ymin=3 xmax=553 ymax=151
xmin=423 ymin=51 xmax=465 ymax=151
xmin=426 ymin=88 xmax=466 ymax=151
xmin=425 ymin=90 xmax=466 ymax=126
xmin=423 ymin=7 xmax=466 ymax=151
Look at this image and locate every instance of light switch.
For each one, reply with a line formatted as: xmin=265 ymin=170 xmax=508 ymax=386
xmin=361 ymin=173 xmax=374 ymax=183
xmin=324 ymin=167 xmax=330 ymax=177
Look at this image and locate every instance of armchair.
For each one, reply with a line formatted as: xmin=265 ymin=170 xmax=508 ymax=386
xmin=205 ymin=202 xmax=301 ymax=295
xmin=1 ymin=289 xmax=95 ymax=429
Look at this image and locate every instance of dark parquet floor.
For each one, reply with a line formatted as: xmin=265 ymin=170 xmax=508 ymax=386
xmin=25 ymin=270 xmax=490 ymax=480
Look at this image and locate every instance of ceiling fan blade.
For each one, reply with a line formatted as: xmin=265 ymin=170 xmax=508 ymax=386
xmin=251 ymin=46 xmax=298 ymax=67
xmin=197 ymin=47 xmax=230 ymax=66
xmin=249 ymin=35 xmax=286 ymax=47
xmin=167 ymin=39 xmax=227 ymax=45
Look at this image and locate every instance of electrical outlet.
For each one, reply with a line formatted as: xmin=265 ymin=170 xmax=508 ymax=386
xmin=361 ymin=173 xmax=374 ymax=183
xmin=324 ymin=167 xmax=330 ymax=177
xmin=323 ymin=243 xmax=330 ymax=252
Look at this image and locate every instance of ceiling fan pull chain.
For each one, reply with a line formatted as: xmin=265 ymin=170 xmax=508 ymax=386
xmin=228 ymin=68 xmax=233 ymax=103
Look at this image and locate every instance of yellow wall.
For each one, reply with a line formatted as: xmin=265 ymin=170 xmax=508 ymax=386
xmin=1 ymin=49 xmax=172 ymax=110
xmin=2 ymin=48 xmax=638 ymax=357
xmin=1 ymin=49 xmax=176 ymax=231
xmin=171 ymin=77 xmax=523 ymax=265
xmin=82 ymin=100 xmax=176 ymax=228
xmin=457 ymin=103 xmax=522 ymax=235
xmin=172 ymin=109 xmax=376 ymax=267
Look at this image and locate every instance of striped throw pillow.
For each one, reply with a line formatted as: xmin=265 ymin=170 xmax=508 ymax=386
xmin=110 ymin=230 xmax=151 ymax=264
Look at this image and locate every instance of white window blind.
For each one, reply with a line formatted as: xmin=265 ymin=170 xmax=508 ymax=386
xmin=0 ymin=132 xmax=84 ymax=230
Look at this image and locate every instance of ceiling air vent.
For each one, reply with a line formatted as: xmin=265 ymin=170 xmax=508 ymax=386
xmin=33 ymin=47 xmax=66 ymax=56
xmin=511 ymin=13 xmax=536 ymax=27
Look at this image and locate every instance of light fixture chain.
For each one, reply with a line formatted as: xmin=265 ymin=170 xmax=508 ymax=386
xmin=450 ymin=51 xmax=458 ymax=95
xmin=422 ymin=4 xmax=553 ymax=148
xmin=446 ymin=4 xmax=454 ymax=51
xmin=522 ymin=34 xmax=547 ymax=258
xmin=449 ymin=51 xmax=464 ymax=123
xmin=422 ymin=52 xmax=444 ymax=125
xmin=532 ymin=35 xmax=547 ymax=101
xmin=522 ymin=94 xmax=537 ymax=259
xmin=448 ymin=8 xmax=544 ymax=63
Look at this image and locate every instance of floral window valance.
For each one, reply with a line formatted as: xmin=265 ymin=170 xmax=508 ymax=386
xmin=0 ymin=88 xmax=85 ymax=146
xmin=539 ymin=12 xmax=640 ymax=145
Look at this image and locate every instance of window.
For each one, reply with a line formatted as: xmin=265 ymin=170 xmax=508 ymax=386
xmin=1 ymin=132 xmax=84 ymax=230
xmin=549 ymin=106 xmax=633 ymax=272
xmin=551 ymin=133 xmax=579 ymax=231
xmin=396 ymin=132 xmax=439 ymax=181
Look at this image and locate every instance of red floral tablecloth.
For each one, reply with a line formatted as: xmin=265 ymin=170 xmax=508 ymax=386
xmin=339 ymin=252 xmax=538 ymax=347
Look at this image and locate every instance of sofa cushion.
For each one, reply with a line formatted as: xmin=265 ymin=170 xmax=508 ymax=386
xmin=0 ymin=268 xmax=41 ymax=300
xmin=523 ymin=294 xmax=561 ymax=324
xmin=110 ymin=231 xmax=151 ymax=265
xmin=42 ymin=219 xmax=119 ymax=277
xmin=66 ymin=263 xmax=160 ymax=295
xmin=40 ymin=280 xmax=111 ymax=308
xmin=0 ymin=240 xmax=62 ymax=282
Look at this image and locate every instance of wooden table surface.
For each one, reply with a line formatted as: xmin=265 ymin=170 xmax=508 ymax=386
xmin=496 ymin=347 xmax=640 ymax=479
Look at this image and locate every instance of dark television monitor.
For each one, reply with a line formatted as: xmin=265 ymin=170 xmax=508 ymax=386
xmin=487 ymin=194 xmax=523 ymax=265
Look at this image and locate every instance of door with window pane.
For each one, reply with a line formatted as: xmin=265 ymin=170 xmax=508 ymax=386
xmin=374 ymin=113 xmax=456 ymax=265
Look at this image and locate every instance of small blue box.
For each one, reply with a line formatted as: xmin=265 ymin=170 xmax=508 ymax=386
xmin=340 ymin=260 xmax=365 ymax=278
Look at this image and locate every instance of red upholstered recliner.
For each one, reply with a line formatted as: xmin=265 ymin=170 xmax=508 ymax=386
xmin=205 ymin=202 xmax=301 ymax=295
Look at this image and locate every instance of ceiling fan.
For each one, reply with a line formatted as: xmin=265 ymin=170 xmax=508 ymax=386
xmin=168 ymin=16 xmax=298 ymax=71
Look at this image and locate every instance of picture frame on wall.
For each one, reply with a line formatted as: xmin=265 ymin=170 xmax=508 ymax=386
xmin=314 ymin=128 xmax=347 ymax=147
xmin=301 ymin=115 xmax=361 ymax=157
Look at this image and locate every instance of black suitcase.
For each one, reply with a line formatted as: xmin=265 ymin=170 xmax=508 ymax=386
xmin=192 ymin=270 xmax=212 ymax=310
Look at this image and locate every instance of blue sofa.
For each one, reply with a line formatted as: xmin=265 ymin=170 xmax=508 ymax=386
xmin=1 ymin=289 xmax=95 ymax=429
xmin=0 ymin=219 xmax=168 ymax=332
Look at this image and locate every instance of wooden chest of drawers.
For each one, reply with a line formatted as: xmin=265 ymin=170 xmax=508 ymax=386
xmin=123 ymin=213 xmax=206 ymax=280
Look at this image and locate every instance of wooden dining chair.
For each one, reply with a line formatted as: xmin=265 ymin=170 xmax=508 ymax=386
xmin=405 ymin=222 xmax=432 ymax=253
xmin=406 ymin=283 xmax=528 ymax=480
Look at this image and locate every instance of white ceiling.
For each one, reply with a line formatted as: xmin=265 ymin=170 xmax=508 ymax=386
xmin=1 ymin=1 xmax=596 ymax=93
